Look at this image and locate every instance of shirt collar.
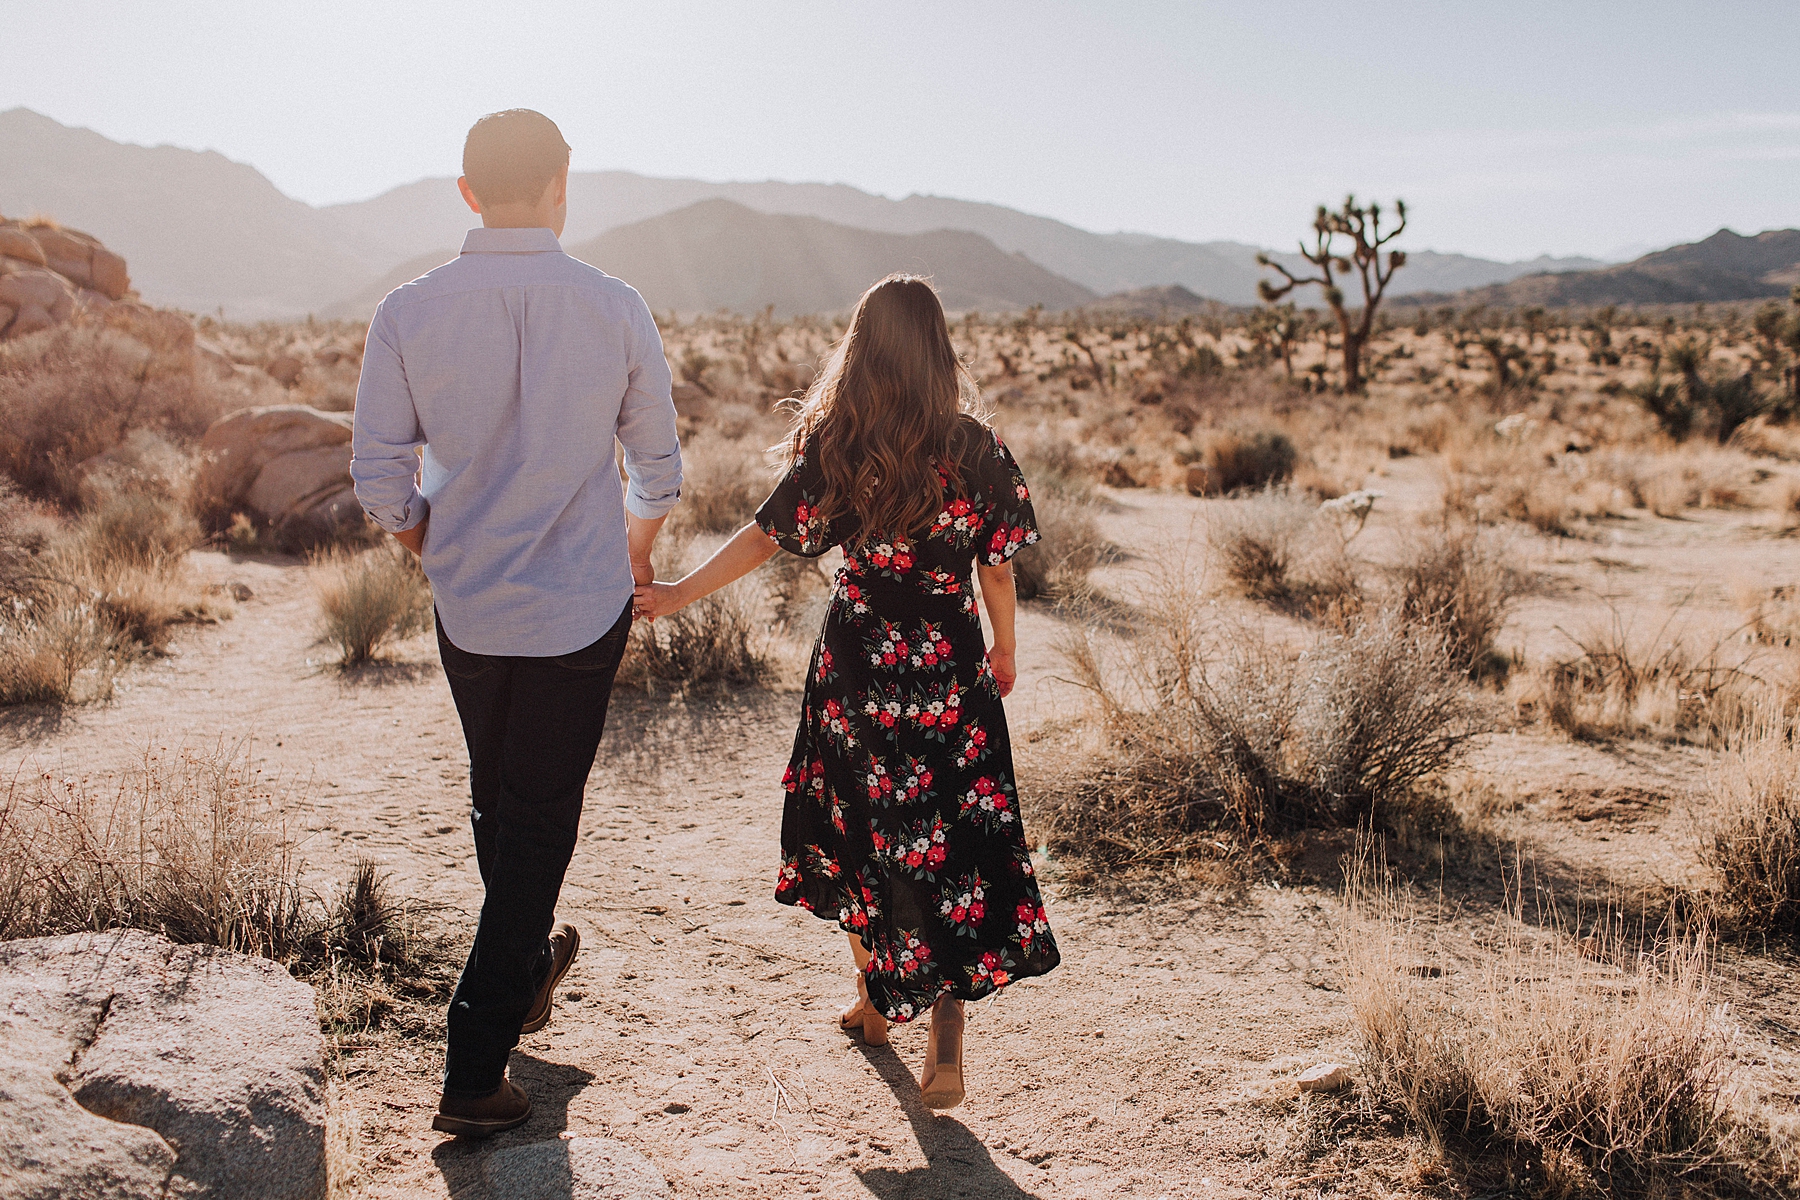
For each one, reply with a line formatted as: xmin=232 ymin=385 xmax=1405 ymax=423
xmin=459 ymin=227 xmax=564 ymax=255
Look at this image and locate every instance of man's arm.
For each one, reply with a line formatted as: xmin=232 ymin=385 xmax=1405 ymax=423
xmin=615 ymin=296 xmax=683 ymax=566
xmin=350 ymin=303 xmax=430 ymax=554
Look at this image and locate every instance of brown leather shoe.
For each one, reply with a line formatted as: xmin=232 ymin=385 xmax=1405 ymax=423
xmin=520 ymin=922 xmax=580 ymax=1035
xmin=432 ymin=1077 xmax=532 ymax=1137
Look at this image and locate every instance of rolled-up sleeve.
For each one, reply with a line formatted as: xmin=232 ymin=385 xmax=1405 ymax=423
xmin=350 ymin=301 xmax=428 ymax=532
xmin=615 ymin=296 xmax=683 ymax=519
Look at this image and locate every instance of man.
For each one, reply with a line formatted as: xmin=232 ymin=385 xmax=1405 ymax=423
xmin=351 ymin=108 xmax=681 ymax=1137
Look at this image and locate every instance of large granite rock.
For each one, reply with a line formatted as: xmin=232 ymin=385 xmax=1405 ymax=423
xmin=197 ymin=404 xmax=365 ymax=544
xmin=0 ymin=929 xmax=327 ymax=1200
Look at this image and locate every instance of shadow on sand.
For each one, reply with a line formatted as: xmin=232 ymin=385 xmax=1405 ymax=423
xmin=428 ymin=1053 xmax=594 ymax=1199
xmin=853 ymin=1040 xmax=1046 ymax=1200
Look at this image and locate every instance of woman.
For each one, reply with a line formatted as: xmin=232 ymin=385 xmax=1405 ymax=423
xmin=634 ymin=274 xmax=1059 ymax=1110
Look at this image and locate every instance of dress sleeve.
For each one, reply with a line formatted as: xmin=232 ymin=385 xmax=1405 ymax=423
xmin=755 ymin=448 xmax=847 ymax=558
xmin=976 ymin=430 xmax=1040 ymax=566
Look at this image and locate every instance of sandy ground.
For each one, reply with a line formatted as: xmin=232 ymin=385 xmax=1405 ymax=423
xmin=7 ymin=465 xmax=1800 ymax=1198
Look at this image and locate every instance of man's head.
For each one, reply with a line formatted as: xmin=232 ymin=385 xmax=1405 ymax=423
xmin=458 ymin=109 xmax=571 ymax=234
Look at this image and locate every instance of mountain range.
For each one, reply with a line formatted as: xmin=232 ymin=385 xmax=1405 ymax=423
xmin=1398 ymin=228 xmax=1800 ymax=309
xmin=8 ymin=106 xmax=1790 ymax=320
xmin=2 ymin=107 xmax=1624 ymax=319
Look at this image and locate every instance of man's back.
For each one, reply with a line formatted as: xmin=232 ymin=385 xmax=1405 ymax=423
xmin=351 ymin=227 xmax=681 ymax=656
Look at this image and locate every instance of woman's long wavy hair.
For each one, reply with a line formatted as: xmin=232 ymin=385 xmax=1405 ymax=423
xmin=781 ymin=274 xmax=986 ymax=544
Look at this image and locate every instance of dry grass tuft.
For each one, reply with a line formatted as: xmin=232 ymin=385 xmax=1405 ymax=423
xmin=0 ymin=478 xmax=220 ymax=705
xmin=1344 ymin=845 xmax=1791 ymax=1195
xmin=1520 ymin=607 xmax=1771 ymax=745
xmin=0 ymin=743 xmax=311 ymax=956
xmin=311 ymin=541 xmax=433 ymax=666
xmin=1395 ymin=523 xmax=1518 ymax=678
xmin=1699 ymin=712 xmax=1800 ymax=931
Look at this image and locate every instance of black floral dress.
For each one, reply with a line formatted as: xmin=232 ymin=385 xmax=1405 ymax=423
xmin=755 ymin=423 xmax=1061 ymax=1022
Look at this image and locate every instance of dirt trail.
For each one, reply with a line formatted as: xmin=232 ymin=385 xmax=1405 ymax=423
xmin=0 ymin=542 xmax=1356 ymax=1200
xmin=11 ymin=473 xmax=1800 ymax=1197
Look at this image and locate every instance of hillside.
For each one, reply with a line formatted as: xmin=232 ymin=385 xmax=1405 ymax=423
xmin=1401 ymin=228 xmax=1800 ymax=308
xmin=0 ymin=108 xmax=396 ymax=318
xmin=327 ymin=201 xmax=1095 ymax=320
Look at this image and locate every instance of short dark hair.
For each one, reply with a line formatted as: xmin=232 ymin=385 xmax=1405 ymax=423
xmin=461 ymin=109 xmax=571 ymax=206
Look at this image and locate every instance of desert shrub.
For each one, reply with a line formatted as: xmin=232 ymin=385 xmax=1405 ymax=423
xmin=1700 ymin=715 xmax=1800 ymax=930
xmin=617 ymin=580 xmax=774 ymax=693
xmin=1013 ymin=489 xmax=1109 ymax=602
xmin=0 ymin=324 xmax=230 ymax=506
xmin=1208 ymin=488 xmax=1360 ymax=614
xmin=1395 ymin=524 xmax=1517 ymax=677
xmin=311 ymin=540 xmax=433 ymax=666
xmin=1345 ymin=849 xmax=1786 ymax=1195
xmin=1187 ymin=428 xmax=1297 ymax=495
xmin=1052 ymin=570 xmax=1487 ymax=857
xmin=671 ymin=429 xmax=774 ymax=535
xmin=0 ymin=481 xmax=218 ymax=703
xmin=1209 ymin=487 xmax=1310 ymax=600
xmin=0 ymin=744 xmax=311 ymax=957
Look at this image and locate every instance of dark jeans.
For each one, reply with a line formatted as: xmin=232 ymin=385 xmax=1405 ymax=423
xmin=436 ymin=600 xmax=633 ymax=1096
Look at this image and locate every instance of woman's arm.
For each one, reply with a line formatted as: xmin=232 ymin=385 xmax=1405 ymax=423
xmin=632 ymin=521 xmax=780 ymax=620
xmin=975 ymin=561 xmax=1018 ymax=698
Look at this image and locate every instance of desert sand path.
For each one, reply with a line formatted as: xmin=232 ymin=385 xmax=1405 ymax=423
xmin=0 ymin=538 xmax=1358 ymax=1200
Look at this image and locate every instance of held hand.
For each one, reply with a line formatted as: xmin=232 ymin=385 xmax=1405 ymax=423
xmin=987 ymin=646 xmax=1017 ymax=698
xmin=630 ymin=555 xmax=655 ymax=587
xmin=632 ymin=580 xmax=687 ymax=622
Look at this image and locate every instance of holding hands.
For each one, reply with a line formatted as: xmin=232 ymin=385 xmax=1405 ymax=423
xmin=632 ymin=579 xmax=686 ymax=622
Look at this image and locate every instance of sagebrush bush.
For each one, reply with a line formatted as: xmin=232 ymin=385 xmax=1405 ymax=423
xmin=617 ymin=581 xmax=775 ymax=693
xmin=1051 ymin=564 xmax=1486 ymax=856
xmin=1187 ymin=428 xmax=1297 ymax=495
xmin=671 ymin=429 xmax=775 ymax=535
xmin=1208 ymin=487 xmax=1310 ymax=601
xmin=311 ymin=540 xmax=434 ymax=666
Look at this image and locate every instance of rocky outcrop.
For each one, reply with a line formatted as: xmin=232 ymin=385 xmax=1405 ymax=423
xmin=197 ymin=405 xmax=366 ymax=544
xmin=0 ymin=929 xmax=327 ymax=1200
xmin=0 ymin=216 xmax=134 ymax=340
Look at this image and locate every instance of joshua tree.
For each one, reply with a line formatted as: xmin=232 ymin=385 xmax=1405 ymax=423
xmin=1257 ymin=195 xmax=1407 ymax=393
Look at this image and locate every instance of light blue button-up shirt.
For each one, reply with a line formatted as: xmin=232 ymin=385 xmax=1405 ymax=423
xmin=351 ymin=226 xmax=682 ymax=657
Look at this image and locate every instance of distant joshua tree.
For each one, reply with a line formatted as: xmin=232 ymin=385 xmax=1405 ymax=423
xmin=1257 ymin=196 xmax=1407 ymax=393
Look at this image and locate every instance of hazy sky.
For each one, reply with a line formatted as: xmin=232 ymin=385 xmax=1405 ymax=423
xmin=4 ymin=0 xmax=1796 ymax=260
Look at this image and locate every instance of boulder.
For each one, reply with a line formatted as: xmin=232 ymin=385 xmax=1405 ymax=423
xmin=0 ymin=929 xmax=327 ymax=1200
xmin=0 ymin=269 xmax=77 ymax=326
xmin=198 ymin=405 xmax=365 ymax=543
xmin=0 ymin=226 xmax=47 ymax=266
xmin=1294 ymin=1063 xmax=1352 ymax=1094
xmin=484 ymin=1136 xmax=670 ymax=1199
xmin=0 ymin=217 xmax=137 ymax=339
xmin=266 ymin=354 xmax=304 ymax=386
